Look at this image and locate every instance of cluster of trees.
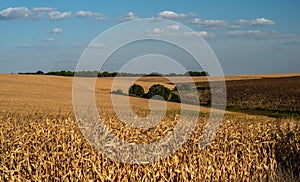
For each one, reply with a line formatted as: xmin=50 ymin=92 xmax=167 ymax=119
xmin=46 ymin=71 xmax=74 ymax=77
xmin=19 ymin=70 xmax=113 ymax=77
xmin=18 ymin=70 xmax=209 ymax=77
xmin=112 ymin=83 xmax=213 ymax=105
xmin=113 ymin=84 xmax=182 ymax=103
xmin=185 ymin=71 xmax=209 ymax=76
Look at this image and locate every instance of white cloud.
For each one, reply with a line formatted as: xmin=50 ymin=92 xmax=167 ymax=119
xmin=50 ymin=28 xmax=62 ymax=33
xmin=190 ymin=18 xmax=201 ymax=24
xmin=251 ymin=18 xmax=275 ymax=26
xmin=235 ymin=17 xmax=275 ymax=27
xmin=183 ymin=31 xmax=215 ymax=39
xmin=201 ymin=20 xmax=228 ymax=28
xmin=226 ymin=30 xmax=295 ymax=40
xmin=0 ymin=7 xmax=72 ymax=20
xmin=157 ymin=10 xmax=187 ymax=19
xmin=0 ymin=7 xmax=31 ymax=20
xmin=229 ymin=25 xmax=241 ymax=29
xmin=151 ymin=28 xmax=166 ymax=34
xmin=76 ymin=11 xmax=96 ymax=17
xmin=76 ymin=11 xmax=106 ymax=21
xmin=190 ymin=18 xmax=228 ymax=28
xmin=226 ymin=30 xmax=260 ymax=36
xmin=74 ymin=43 xmax=85 ymax=48
xmin=235 ymin=19 xmax=248 ymax=25
xmin=120 ymin=12 xmax=138 ymax=21
xmin=31 ymin=7 xmax=56 ymax=19
xmin=165 ymin=24 xmax=180 ymax=31
xmin=32 ymin=7 xmax=56 ymax=12
xmin=48 ymin=11 xmax=71 ymax=20
xmin=89 ymin=43 xmax=104 ymax=48
xmin=95 ymin=16 xmax=106 ymax=21
xmin=0 ymin=7 xmax=70 ymax=21
xmin=149 ymin=24 xmax=181 ymax=35
xmin=44 ymin=38 xmax=56 ymax=42
xmin=20 ymin=44 xmax=32 ymax=48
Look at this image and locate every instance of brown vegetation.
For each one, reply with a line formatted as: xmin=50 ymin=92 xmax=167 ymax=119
xmin=0 ymin=74 xmax=299 ymax=181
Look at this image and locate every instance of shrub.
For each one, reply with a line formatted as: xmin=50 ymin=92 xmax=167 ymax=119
xmin=168 ymin=92 xmax=181 ymax=103
xmin=36 ymin=70 xmax=44 ymax=75
xmin=148 ymin=84 xmax=171 ymax=101
xmin=111 ymin=89 xmax=125 ymax=95
xmin=141 ymin=93 xmax=149 ymax=99
xmin=128 ymin=84 xmax=145 ymax=97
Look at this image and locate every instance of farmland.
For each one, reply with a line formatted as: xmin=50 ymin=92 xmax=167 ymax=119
xmin=0 ymin=74 xmax=300 ymax=181
xmin=193 ymin=75 xmax=300 ymax=117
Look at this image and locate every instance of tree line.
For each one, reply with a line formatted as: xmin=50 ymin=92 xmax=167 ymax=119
xmin=18 ymin=70 xmax=209 ymax=77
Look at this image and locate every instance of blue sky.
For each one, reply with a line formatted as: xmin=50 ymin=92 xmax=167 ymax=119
xmin=0 ymin=0 xmax=300 ymax=75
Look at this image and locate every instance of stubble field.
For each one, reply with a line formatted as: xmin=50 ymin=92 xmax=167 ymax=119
xmin=0 ymin=74 xmax=299 ymax=181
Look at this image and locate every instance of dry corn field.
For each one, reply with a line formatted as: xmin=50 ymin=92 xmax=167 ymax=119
xmin=0 ymin=74 xmax=300 ymax=181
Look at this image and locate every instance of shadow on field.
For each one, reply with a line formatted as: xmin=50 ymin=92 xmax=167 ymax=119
xmin=274 ymin=122 xmax=300 ymax=181
xmin=225 ymin=106 xmax=300 ymax=120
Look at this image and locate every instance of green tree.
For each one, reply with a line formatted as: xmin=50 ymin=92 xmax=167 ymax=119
xmin=128 ymin=84 xmax=145 ymax=97
xmin=147 ymin=84 xmax=171 ymax=101
xmin=169 ymin=92 xmax=181 ymax=103
xmin=36 ymin=70 xmax=44 ymax=75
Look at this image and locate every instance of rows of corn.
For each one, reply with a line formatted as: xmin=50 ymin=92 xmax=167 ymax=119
xmin=0 ymin=112 xmax=299 ymax=181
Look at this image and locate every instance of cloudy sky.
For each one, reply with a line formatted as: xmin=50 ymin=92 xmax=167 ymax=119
xmin=0 ymin=0 xmax=300 ymax=75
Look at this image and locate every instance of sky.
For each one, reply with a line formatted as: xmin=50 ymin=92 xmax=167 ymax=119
xmin=0 ymin=0 xmax=300 ymax=75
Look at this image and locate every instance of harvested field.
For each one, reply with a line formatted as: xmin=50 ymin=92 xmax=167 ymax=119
xmin=0 ymin=74 xmax=299 ymax=181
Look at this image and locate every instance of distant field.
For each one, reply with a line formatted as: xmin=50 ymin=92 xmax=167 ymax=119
xmin=2 ymin=73 xmax=299 ymax=115
xmin=225 ymin=76 xmax=300 ymax=114
xmin=0 ymin=74 xmax=181 ymax=114
xmin=192 ymin=75 xmax=300 ymax=117
xmin=0 ymin=73 xmax=299 ymax=181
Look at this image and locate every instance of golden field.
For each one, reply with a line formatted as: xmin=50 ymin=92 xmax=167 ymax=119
xmin=0 ymin=74 xmax=299 ymax=181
